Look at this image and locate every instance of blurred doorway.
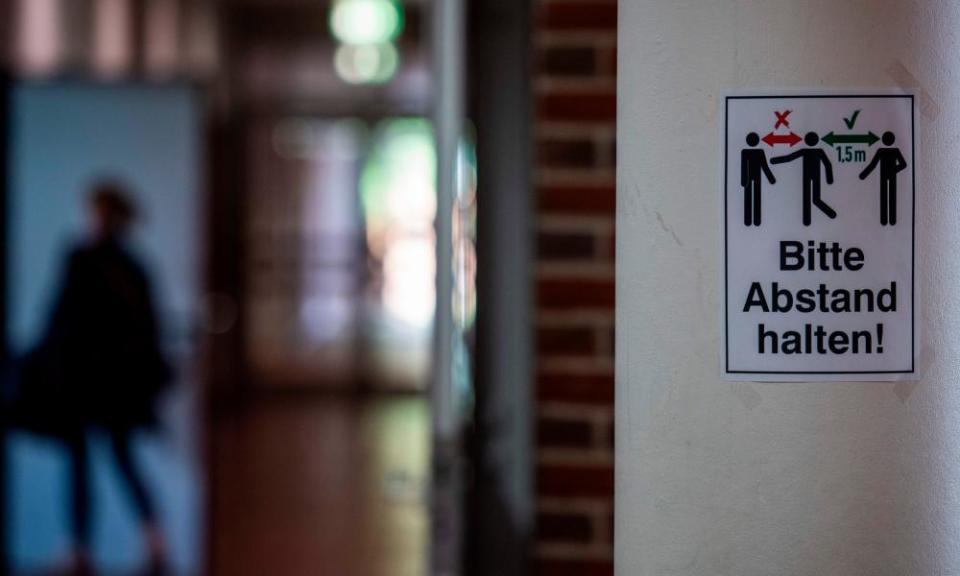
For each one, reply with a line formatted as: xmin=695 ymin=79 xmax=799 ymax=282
xmin=0 ymin=0 xmax=491 ymax=574
xmin=242 ymin=115 xmax=436 ymax=393
xmin=207 ymin=0 xmax=441 ymax=574
xmin=4 ymin=82 xmax=204 ymax=575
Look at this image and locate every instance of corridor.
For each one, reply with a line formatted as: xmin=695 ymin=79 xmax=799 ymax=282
xmin=209 ymin=395 xmax=428 ymax=576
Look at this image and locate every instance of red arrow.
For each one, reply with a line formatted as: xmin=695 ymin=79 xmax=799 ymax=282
xmin=762 ymin=132 xmax=802 ymax=147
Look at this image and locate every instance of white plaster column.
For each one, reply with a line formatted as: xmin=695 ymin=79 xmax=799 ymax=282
xmin=617 ymin=1 xmax=960 ymax=574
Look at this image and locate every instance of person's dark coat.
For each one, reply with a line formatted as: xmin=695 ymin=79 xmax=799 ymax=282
xmin=18 ymin=239 xmax=171 ymax=436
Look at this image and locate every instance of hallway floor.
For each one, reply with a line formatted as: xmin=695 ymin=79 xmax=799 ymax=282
xmin=209 ymin=394 xmax=429 ymax=576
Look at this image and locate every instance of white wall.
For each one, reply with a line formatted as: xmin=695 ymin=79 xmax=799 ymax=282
xmin=616 ymin=1 xmax=960 ymax=574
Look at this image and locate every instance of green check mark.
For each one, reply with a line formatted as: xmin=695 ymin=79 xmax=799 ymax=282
xmin=843 ymin=110 xmax=861 ymax=129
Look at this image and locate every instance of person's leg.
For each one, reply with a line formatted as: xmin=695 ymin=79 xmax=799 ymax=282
xmin=888 ymin=179 xmax=897 ymax=225
xmin=66 ymin=432 xmax=91 ymax=551
xmin=812 ymin=180 xmax=836 ymax=219
xmin=753 ymin=180 xmax=762 ymax=226
xmin=107 ymin=429 xmax=155 ymax=525
xmin=880 ymin=180 xmax=889 ymax=225
xmin=803 ymin=179 xmax=812 ymax=226
xmin=62 ymin=431 xmax=94 ymax=574
xmin=744 ymin=182 xmax=753 ymax=226
xmin=107 ymin=429 xmax=167 ymax=570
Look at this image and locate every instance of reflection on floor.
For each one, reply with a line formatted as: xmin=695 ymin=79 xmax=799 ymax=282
xmin=210 ymin=394 xmax=428 ymax=576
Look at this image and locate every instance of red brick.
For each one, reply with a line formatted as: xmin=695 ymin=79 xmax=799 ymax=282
xmin=537 ymin=372 xmax=614 ymax=406
xmin=603 ymin=136 xmax=616 ymax=168
xmin=602 ymin=46 xmax=617 ymax=76
xmin=537 ymin=558 xmax=614 ymax=576
xmin=607 ymin=419 xmax=615 ymax=451
xmin=538 ymin=325 xmax=596 ymax=355
xmin=538 ymin=231 xmax=597 ymax=261
xmin=538 ymin=139 xmax=597 ymax=168
xmin=537 ymin=510 xmax=594 ymax=543
xmin=607 ymin=508 xmax=615 ymax=543
xmin=538 ymin=415 xmax=594 ymax=449
xmin=605 ymin=232 xmax=616 ymax=261
xmin=533 ymin=1 xmax=618 ymax=569
xmin=538 ymin=462 xmax=614 ymax=498
xmin=539 ymin=184 xmax=615 ymax=216
xmin=538 ymin=278 xmax=614 ymax=310
xmin=607 ymin=325 xmax=615 ymax=356
xmin=537 ymin=45 xmax=598 ymax=77
xmin=539 ymin=2 xmax=617 ymax=32
xmin=538 ymin=92 xmax=616 ymax=122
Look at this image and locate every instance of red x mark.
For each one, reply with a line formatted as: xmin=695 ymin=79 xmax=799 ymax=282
xmin=774 ymin=110 xmax=792 ymax=129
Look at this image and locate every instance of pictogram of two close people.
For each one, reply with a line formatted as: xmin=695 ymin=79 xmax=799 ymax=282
xmin=741 ymin=131 xmax=906 ymax=227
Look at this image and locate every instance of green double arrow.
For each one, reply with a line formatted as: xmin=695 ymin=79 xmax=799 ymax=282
xmin=821 ymin=131 xmax=879 ymax=147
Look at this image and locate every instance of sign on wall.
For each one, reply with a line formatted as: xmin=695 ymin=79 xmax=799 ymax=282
xmin=723 ymin=94 xmax=916 ymax=381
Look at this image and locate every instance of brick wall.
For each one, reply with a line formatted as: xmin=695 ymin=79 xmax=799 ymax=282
xmin=532 ymin=0 xmax=616 ymax=574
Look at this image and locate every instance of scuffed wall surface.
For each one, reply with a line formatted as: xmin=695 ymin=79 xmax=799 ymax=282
xmin=616 ymin=1 xmax=960 ymax=574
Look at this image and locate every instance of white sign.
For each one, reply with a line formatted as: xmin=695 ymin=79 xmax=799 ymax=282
xmin=723 ymin=94 xmax=916 ymax=381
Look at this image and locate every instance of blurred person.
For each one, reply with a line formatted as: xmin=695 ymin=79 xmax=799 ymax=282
xmin=19 ymin=181 xmax=171 ymax=575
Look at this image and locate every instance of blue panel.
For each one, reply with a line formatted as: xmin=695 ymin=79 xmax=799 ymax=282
xmin=6 ymin=83 xmax=202 ymax=574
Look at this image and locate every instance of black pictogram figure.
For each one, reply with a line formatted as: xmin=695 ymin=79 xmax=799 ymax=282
xmin=859 ymin=131 xmax=907 ymax=226
xmin=741 ymin=132 xmax=776 ymax=226
xmin=770 ymin=132 xmax=836 ymax=226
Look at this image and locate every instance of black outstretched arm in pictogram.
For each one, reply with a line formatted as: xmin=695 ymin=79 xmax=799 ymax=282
xmin=769 ymin=149 xmax=802 ymax=165
xmin=859 ymin=148 xmax=906 ymax=180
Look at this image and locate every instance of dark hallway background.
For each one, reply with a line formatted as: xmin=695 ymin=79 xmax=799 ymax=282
xmin=0 ymin=0 xmax=616 ymax=574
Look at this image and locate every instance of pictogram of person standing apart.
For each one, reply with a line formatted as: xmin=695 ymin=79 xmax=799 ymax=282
xmin=859 ymin=131 xmax=907 ymax=226
xmin=740 ymin=132 xmax=776 ymax=226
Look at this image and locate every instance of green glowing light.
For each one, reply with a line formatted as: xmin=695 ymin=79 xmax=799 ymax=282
xmin=334 ymin=43 xmax=399 ymax=85
xmin=360 ymin=118 xmax=436 ymax=230
xmin=330 ymin=0 xmax=403 ymax=45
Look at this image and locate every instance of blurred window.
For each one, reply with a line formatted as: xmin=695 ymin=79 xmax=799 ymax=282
xmin=92 ymin=0 xmax=132 ymax=77
xmin=11 ymin=0 xmax=218 ymax=80
xmin=16 ymin=0 xmax=62 ymax=75
xmin=144 ymin=0 xmax=180 ymax=77
xmin=245 ymin=116 xmax=442 ymax=392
